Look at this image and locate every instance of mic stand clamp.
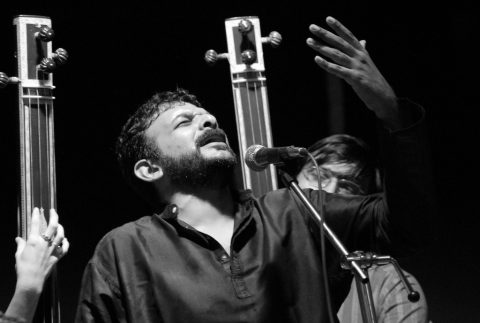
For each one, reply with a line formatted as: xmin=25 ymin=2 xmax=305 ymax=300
xmin=341 ymin=251 xmax=420 ymax=303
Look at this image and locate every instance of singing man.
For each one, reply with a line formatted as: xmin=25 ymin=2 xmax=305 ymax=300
xmin=75 ymin=16 xmax=434 ymax=323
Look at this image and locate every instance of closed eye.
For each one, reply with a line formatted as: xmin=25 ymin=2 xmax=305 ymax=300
xmin=175 ymin=118 xmax=192 ymax=128
xmin=177 ymin=120 xmax=190 ymax=127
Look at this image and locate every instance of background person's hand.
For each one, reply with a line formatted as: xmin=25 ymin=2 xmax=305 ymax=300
xmin=14 ymin=208 xmax=69 ymax=293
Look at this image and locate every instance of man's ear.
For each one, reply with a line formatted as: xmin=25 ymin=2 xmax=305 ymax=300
xmin=134 ymin=159 xmax=163 ymax=182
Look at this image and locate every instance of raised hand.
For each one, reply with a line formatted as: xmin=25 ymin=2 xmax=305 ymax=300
xmin=307 ymin=16 xmax=401 ymax=128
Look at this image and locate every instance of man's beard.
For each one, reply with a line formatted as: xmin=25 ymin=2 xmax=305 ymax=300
xmin=155 ymin=134 xmax=238 ymax=191
xmin=160 ymin=149 xmax=237 ymax=190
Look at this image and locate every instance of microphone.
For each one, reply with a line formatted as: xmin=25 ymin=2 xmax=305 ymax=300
xmin=245 ymin=144 xmax=308 ymax=171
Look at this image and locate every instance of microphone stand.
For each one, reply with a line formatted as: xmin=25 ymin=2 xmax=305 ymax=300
xmin=278 ymin=169 xmax=420 ymax=323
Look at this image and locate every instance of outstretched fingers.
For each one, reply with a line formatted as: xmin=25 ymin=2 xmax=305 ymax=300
xmin=313 ymin=55 xmax=356 ymax=82
xmin=325 ymin=16 xmax=363 ymax=50
xmin=308 ymin=23 xmax=356 ymax=57
xmin=307 ymin=37 xmax=353 ymax=67
xmin=307 ymin=16 xmax=371 ymax=85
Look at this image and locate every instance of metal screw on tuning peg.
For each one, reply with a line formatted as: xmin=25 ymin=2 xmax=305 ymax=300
xmin=52 ymin=48 xmax=68 ymax=65
xmin=262 ymin=31 xmax=282 ymax=48
xmin=238 ymin=19 xmax=253 ymax=34
xmin=35 ymin=26 xmax=55 ymax=42
xmin=204 ymin=49 xmax=229 ymax=66
xmin=0 ymin=72 xmax=20 ymax=89
xmin=241 ymin=49 xmax=257 ymax=65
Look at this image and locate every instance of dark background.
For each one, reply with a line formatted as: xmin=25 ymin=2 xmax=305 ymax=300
xmin=1 ymin=1 xmax=478 ymax=322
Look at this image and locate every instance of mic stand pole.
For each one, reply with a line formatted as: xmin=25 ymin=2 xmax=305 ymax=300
xmin=278 ymin=169 xmax=377 ymax=323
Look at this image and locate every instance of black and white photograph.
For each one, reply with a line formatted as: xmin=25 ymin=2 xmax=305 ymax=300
xmin=0 ymin=1 xmax=477 ymax=322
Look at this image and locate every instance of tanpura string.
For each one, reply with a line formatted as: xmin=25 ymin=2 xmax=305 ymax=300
xmin=253 ymin=80 xmax=265 ymax=190
xmin=50 ymin=99 xmax=56 ymax=208
xmin=28 ymin=88 xmax=33 ymax=237
xmin=37 ymin=87 xmax=43 ymax=213
xmin=46 ymin=96 xmax=51 ymax=207
xmin=245 ymin=80 xmax=256 ymax=144
xmin=253 ymin=80 xmax=261 ymax=143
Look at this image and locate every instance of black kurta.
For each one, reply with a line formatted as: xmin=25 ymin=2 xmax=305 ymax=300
xmin=75 ymin=101 xmax=434 ymax=323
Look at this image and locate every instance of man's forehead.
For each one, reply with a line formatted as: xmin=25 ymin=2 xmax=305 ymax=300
xmin=147 ymin=102 xmax=211 ymax=137
xmin=158 ymin=101 xmax=208 ymax=117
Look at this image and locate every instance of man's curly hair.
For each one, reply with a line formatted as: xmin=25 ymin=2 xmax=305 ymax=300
xmin=115 ymin=88 xmax=202 ymax=203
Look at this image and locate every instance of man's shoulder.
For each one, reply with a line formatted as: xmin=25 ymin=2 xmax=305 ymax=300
xmin=255 ymin=187 xmax=315 ymax=222
xmin=81 ymin=214 xmax=164 ymax=282
xmin=104 ymin=214 xmax=153 ymax=237
xmin=92 ymin=215 xmax=156 ymax=257
xmin=257 ymin=187 xmax=292 ymax=204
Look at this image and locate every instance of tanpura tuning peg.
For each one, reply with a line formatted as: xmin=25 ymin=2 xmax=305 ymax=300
xmin=52 ymin=48 xmax=68 ymax=65
xmin=262 ymin=31 xmax=282 ymax=48
xmin=0 ymin=72 xmax=20 ymax=89
xmin=204 ymin=49 xmax=229 ymax=66
xmin=241 ymin=49 xmax=257 ymax=65
xmin=38 ymin=57 xmax=57 ymax=73
xmin=35 ymin=26 xmax=55 ymax=42
xmin=38 ymin=48 xmax=69 ymax=73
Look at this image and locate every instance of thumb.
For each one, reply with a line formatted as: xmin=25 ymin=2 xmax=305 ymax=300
xmin=15 ymin=237 xmax=26 ymax=257
xmin=360 ymin=39 xmax=367 ymax=49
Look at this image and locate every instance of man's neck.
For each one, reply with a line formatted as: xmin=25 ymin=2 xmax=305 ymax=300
xmin=167 ymin=186 xmax=236 ymax=254
xmin=168 ymin=186 xmax=235 ymax=227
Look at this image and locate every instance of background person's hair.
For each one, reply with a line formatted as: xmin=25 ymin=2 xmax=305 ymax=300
xmin=115 ymin=88 xmax=202 ymax=206
xmin=296 ymin=134 xmax=380 ymax=194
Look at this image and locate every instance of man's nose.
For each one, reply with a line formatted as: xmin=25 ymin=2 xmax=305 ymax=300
xmin=199 ymin=114 xmax=218 ymax=129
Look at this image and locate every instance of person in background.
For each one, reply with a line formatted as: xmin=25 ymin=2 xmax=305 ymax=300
xmin=295 ymin=134 xmax=428 ymax=323
xmin=1 ymin=208 xmax=69 ymax=323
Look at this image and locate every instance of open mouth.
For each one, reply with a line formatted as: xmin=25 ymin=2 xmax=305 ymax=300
xmin=197 ymin=130 xmax=227 ymax=147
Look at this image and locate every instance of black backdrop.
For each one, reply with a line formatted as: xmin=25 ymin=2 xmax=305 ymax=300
xmin=1 ymin=1 xmax=478 ymax=322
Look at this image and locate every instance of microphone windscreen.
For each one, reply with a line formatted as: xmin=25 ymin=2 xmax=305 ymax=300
xmin=245 ymin=145 xmax=266 ymax=171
